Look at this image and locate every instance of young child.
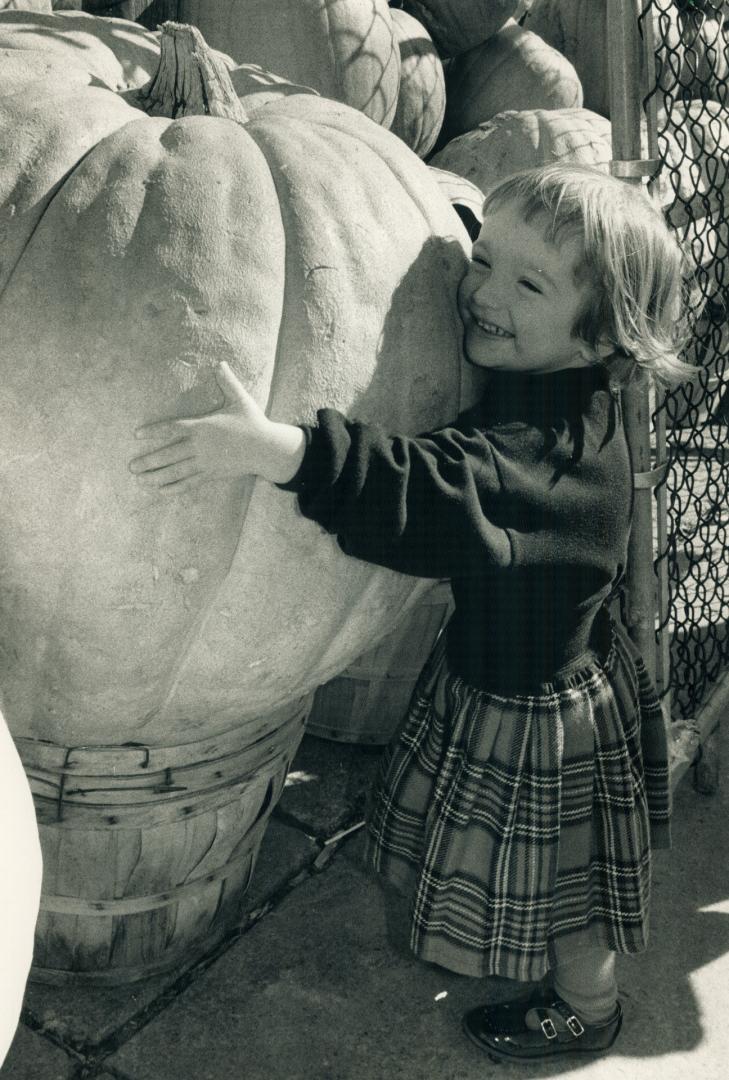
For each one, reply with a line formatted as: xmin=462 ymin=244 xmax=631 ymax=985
xmin=129 ymin=163 xmax=695 ymax=1062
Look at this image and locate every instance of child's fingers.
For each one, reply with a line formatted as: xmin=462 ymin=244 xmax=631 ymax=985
xmin=215 ymin=361 xmax=247 ymax=401
xmin=215 ymin=363 xmax=265 ymax=417
xmin=134 ymin=419 xmax=187 ymax=442
xmin=154 ymin=474 xmax=202 ymax=496
xmin=128 ymin=445 xmax=194 ymax=475
xmin=134 ymin=460 xmax=199 ymax=487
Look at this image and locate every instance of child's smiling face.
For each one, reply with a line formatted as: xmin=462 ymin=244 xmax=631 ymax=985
xmin=458 ymin=202 xmax=596 ymax=374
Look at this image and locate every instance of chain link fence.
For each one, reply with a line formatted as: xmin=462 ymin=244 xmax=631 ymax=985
xmin=638 ymin=0 xmax=729 ymax=720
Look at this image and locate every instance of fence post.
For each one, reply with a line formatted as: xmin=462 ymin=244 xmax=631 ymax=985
xmin=640 ymin=0 xmax=670 ymax=708
xmin=606 ymin=0 xmax=659 ymax=680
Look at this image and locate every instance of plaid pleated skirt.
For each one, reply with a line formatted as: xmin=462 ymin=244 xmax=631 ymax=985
xmin=364 ymin=616 xmax=671 ymax=982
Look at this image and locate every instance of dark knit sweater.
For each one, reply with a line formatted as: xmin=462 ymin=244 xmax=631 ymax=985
xmin=279 ymin=365 xmax=633 ymax=693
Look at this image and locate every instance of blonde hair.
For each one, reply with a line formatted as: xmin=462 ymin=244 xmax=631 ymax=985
xmin=481 ymin=163 xmax=701 ymax=388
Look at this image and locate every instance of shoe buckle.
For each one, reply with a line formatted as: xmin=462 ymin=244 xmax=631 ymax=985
xmin=540 ymin=1017 xmax=558 ymax=1040
xmin=566 ymin=1015 xmax=585 ymax=1038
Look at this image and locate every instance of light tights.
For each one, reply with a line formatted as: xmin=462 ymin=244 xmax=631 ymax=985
xmin=551 ymin=946 xmax=618 ymax=1023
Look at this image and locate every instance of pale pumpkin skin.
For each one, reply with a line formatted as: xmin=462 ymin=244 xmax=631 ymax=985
xmin=0 ymin=7 xmax=160 ymax=87
xmin=389 ymin=5 xmax=446 ymax=157
xmin=441 ymin=17 xmax=583 ymax=143
xmin=0 ymin=6 xmax=321 ymax=111
xmin=524 ymin=0 xmax=609 ymax=115
xmin=0 ymin=0 xmax=51 ymax=9
xmin=431 ymin=106 xmax=612 ymax=194
xmin=428 ymin=165 xmax=486 ymax=240
xmin=402 ymin=0 xmax=518 ymax=56
xmin=176 ymin=0 xmax=401 ymax=126
xmin=0 ymin=12 xmax=478 ymax=749
xmin=0 ymin=710 xmax=42 ymax=1066
xmin=526 ymin=0 xmax=729 ymax=118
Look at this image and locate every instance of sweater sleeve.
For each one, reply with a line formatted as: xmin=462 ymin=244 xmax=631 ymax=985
xmin=277 ymin=408 xmax=512 ymax=579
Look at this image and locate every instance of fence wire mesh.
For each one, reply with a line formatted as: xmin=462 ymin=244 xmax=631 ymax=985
xmin=641 ymin=0 xmax=729 ymax=717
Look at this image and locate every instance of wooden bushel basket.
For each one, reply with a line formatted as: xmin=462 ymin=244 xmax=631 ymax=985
xmin=16 ymin=695 xmax=312 ymax=984
xmin=307 ymin=582 xmax=454 ymax=745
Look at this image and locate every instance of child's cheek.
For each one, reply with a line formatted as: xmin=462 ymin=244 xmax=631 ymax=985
xmin=457 ymin=271 xmax=473 ymax=314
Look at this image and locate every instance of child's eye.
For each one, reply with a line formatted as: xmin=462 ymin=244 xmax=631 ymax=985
xmin=519 ymin=278 xmax=543 ymax=294
xmin=472 ymin=255 xmax=491 ymax=269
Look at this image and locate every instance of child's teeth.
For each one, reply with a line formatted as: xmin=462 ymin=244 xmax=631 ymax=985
xmin=477 ymin=319 xmax=510 ymax=337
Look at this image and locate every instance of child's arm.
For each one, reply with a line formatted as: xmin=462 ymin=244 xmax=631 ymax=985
xmin=129 ymin=362 xmax=306 ymax=491
xmin=130 ymin=361 xmax=509 ymax=580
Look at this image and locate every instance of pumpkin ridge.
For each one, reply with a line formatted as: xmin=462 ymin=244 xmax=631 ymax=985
xmin=244 ymin=109 xmax=471 ymax=424
xmin=0 ymin=55 xmax=142 ymax=298
xmin=240 ymin=101 xmax=450 ymax=414
xmin=123 ymin=94 xmax=290 ymax=728
xmin=248 ymin=113 xmax=459 ymax=427
xmin=256 ymin=102 xmax=442 ymax=238
xmin=245 ymin=106 xmax=473 ymax=418
xmin=337 ymin=4 xmax=399 ymax=122
xmin=117 ymin=22 xmax=279 ymax=723
xmin=136 ymin=481 xmax=256 ymax=731
xmin=320 ymin=0 xmax=339 ymax=114
xmin=206 ymin=116 xmax=292 ymax=422
xmin=0 ymin=101 xmax=143 ymax=305
xmin=389 ymin=7 xmax=445 ymax=158
xmin=89 ymin=116 xmax=282 ymax=732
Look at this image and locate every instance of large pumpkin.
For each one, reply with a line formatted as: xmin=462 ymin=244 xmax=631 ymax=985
xmin=431 ymin=106 xmax=612 ymax=193
xmin=525 ymin=0 xmax=729 ymax=118
xmin=389 ymin=5 xmax=446 ymax=156
xmin=440 ymin=17 xmax=583 ymax=144
xmin=0 ymin=10 xmax=474 ymax=753
xmin=401 ymin=0 xmax=518 ymax=56
xmin=0 ymin=12 xmax=478 ymax=979
xmin=175 ymin=0 xmax=401 ymax=126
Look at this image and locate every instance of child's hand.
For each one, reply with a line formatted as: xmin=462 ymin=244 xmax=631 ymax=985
xmin=129 ymin=361 xmax=306 ymax=492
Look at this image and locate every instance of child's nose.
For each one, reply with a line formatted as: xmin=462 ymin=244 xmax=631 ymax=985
xmin=473 ymin=272 xmax=506 ymax=308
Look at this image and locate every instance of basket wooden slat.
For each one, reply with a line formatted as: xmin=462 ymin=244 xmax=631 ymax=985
xmin=28 ymin=695 xmax=310 ymax=984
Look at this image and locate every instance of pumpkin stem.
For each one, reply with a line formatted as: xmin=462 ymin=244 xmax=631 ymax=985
xmin=131 ymin=21 xmax=249 ymax=123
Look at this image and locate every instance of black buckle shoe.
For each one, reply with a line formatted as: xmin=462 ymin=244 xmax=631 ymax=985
xmin=463 ymin=990 xmax=623 ymax=1062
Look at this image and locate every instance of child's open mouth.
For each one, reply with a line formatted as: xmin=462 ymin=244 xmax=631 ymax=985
xmin=474 ymin=318 xmax=514 ymax=339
